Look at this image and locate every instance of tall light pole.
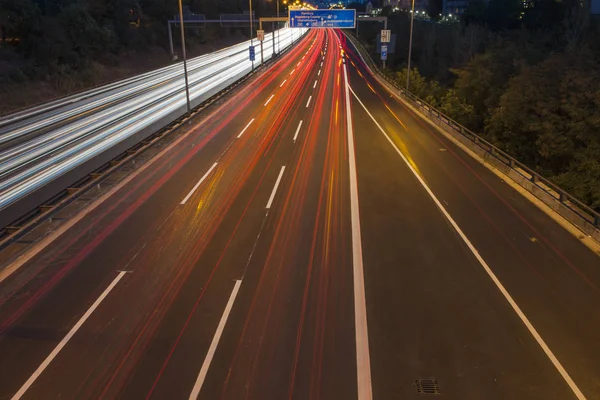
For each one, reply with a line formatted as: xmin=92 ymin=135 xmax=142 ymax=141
xmin=249 ymin=0 xmax=255 ymax=70
xmin=276 ymin=0 xmax=281 ymax=55
xmin=406 ymin=0 xmax=415 ymax=91
xmin=178 ymin=0 xmax=191 ymax=115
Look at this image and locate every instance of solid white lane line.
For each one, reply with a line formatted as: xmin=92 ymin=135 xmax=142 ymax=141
xmin=306 ymin=96 xmax=312 ymax=108
xmin=189 ymin=280 xmax=242 ymax=400
xmin=290 ymin=68 xmax=296 ymax=75
xmin=264 ymin=94 xmax=275 ymax=107
xmin=180 ymin=163 xmax=218 ymax=205
xmin=12 ymin=271 xmax=127 ymax=400
xmin=318 ymin=69 xmax=321 ymax=76
xmin=266 ymin=166 xmax=286 ymax=209
xmin=343 ymin=66 xmax=372 ymax=400
xmin=280 ymin=79 xmax=287 ymax=87
xmin=293 ymin=120 xmax=303 ymax=142
xmin=237 ymin=118 xmax=255 ymax=139
xmin=349 ymin=86 xmax=587 ymax=400
xmin=313 ymin=80 xmax=318 ymax=89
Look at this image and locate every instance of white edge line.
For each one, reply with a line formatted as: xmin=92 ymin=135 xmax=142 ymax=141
xmin=305 ymin=96 xmax=312 ymax=108
xmin=264 ymin=94 xmax=275 ymax=107
xmin=237 ymin=118 xmax=255 ymax=139
xmin=180 ymin=163 xmax=218 ymax=205
xmin=266 ymin=166 xmax=286 ymax=209
xmin=349 ymin=85 xmax=587 ymax=400
xmin=189 ymin=279 xmax=242 ymax=400
xmin=293 ymin=120 xmax=303 ymax=142
xmin=12 ymin=271 xmax=127 ymax=400
xmin=279 ymin=79 xmax=287 ymax=88
xmin=343 ymin=65 xmax=373 ymax=400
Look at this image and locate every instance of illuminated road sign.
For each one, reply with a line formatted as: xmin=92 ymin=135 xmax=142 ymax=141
xmin=289 ymin=9 xmax=356 ymax=28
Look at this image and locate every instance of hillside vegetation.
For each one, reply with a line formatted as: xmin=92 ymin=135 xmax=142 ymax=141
xmin=0 ymin=0 xmax=269 ymax=113
xmin=357 ymin=0 xmax=600 ymax=211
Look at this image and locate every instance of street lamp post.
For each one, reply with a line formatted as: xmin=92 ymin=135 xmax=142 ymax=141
xmin=249 ymin=0 xmax=254 ymax=70
xmin=274 ymin=1 xmax=280 ymax=56
xmin=178 ymin=0 xmax=191 ymax=115
xmin=406 ymin=0 xmax=415 ymax=91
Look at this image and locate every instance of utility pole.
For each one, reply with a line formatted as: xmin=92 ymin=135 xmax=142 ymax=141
xmin=178 ymin=0 xmax=191 ymax=115
xmin=406 ymin=0 xmax=415 ymax=91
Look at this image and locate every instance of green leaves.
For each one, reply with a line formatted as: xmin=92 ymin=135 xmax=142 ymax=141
xmin=487 ymin=53 xmax=600 ymax=210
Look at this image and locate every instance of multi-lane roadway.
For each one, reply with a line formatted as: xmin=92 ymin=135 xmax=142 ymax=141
xmin=0 ymin=28 xmax=599 ymax=400
xmin=0 ymin=28 xmax=305 ymax=227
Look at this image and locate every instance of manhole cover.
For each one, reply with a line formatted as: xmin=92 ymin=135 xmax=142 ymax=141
xmin=415 ymin=378 xmax=441 ymax=395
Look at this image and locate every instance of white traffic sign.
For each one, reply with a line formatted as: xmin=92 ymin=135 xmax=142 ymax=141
xmin=381 ymin=29 xmax=391 ymax=43
xmin=257 ymin=30 xmax=265 ymax=41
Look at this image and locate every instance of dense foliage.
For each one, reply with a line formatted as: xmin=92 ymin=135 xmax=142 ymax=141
xmin=0 ymin=0 xmax=273 ymax=84
xmin=359 ymin=0 xmax=600 ymax=211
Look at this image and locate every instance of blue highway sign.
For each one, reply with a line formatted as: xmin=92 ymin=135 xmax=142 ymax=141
xmin=381 ymin=45 xmax=388 ymax=61
xmin=289 ymin=9 xmax=356 ymax=28
xmin=249 ymin=45 xmax=255 ymax=61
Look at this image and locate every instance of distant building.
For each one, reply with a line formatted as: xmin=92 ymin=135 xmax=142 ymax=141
xmin=398 ymin=0 xmax=429 ymax=11
xmin=441 ymin=0 xmax=599 ymax=16
xmin=442 ymin=0 xmax=470 ymax=15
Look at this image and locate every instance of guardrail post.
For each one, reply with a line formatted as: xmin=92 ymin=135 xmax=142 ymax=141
xmin=490 ymin=146 xmax=495 ymax=155
xmin=531 ymin=174 xmax=538 ymax=183
xmin=474 ymin=136 xmax=479 ymax=144
xmin=559 ymin=192 xmax=567 ymax=203
xmin=595 ymin=215 xmax=600 ymax=229
xmin=509 ymin=159 xmax=515 ymax=168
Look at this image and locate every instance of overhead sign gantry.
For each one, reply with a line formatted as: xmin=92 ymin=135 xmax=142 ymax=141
xmin=289 ymin=9 xmax=356 ymax=28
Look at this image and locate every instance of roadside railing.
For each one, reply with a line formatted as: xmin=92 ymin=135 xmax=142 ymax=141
xmin=343 ymin=31 xmax=600 ymax=240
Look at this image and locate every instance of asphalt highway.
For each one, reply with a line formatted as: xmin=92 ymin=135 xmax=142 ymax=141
xmin=0 ymin=28 xmax=599 ymax=400
xmin=0 ymin=28 xmax=306 ymax=222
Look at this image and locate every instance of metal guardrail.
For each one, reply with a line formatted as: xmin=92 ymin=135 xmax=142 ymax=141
xmin=344 ymin=32 xmax=600 ymax=232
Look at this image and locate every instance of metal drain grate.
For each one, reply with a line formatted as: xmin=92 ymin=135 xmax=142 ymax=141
xmin=415 ymin=379 xmax=441 ymax=395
